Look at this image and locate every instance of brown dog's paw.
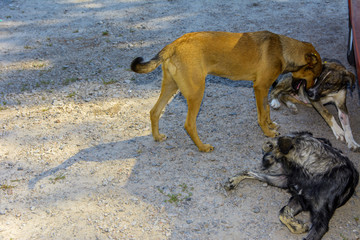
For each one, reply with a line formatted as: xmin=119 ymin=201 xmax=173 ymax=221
xmin=154 ymin=134 xmax=167 ymax=142
xmin=264 ymin=129 xmax=280 ymax=138
xmin=199 ymin=144 xmax=214 ymax=152
xmin=269 ymin=121 xmax=280 ymax=130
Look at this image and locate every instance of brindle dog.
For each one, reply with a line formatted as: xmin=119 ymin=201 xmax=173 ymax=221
xmin=270 ymin=59 xmax=359 ymax=151
xmin=225 ymin=131 xmax=359 ymax=240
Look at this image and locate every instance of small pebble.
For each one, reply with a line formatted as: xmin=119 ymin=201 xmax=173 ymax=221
xmin=252 ymin=207 xmax=260 ymax=213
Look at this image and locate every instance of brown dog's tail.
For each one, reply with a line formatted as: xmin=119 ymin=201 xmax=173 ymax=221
xmin=131 ymin=54 xmax=162 ymax=73
xmin=131 ymin=44 xmax=175 ymax=73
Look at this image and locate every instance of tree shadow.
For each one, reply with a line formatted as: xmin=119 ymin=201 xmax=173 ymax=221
xmin=0 ymin=0 xmax=190 ymax=99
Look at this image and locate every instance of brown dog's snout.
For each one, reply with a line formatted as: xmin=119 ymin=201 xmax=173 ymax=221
xmin=291 ymin=72 xmax=317 ymax=90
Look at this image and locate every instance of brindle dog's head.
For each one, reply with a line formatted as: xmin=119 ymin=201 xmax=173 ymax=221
xmin=307 ymin=59 xmax=355 ymax=101
xmin=292 ymin=51 xmax=323 ymax=89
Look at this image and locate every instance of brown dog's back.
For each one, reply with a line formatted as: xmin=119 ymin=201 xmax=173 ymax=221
xmin=132 ymin=31 xmax=320 ymax=83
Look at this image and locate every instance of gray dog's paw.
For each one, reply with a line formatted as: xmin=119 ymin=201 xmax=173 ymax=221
xmin=224 ymin=177 xmax=236 ymax=191
xmin=262 ymin=141 xmax=274 ymax=153
xmin=224 ymin=171 xmax=250 ymax=191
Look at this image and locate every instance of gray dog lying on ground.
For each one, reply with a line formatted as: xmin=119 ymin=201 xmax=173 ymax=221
xmin=225 ymin=131 xmax=359 ymax=240
xmin=270 ymin=59 xmax=359 ymax=151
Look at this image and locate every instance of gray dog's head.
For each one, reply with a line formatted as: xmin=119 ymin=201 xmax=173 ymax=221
xmin=261 ymin=131 xmax=342 ymax=175
xmin=261 ymin=132 xmax=311 ymax=169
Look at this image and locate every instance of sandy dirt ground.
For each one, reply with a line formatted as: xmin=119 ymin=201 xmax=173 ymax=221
xmin=0 ymin=0 xmax=359 ymax=239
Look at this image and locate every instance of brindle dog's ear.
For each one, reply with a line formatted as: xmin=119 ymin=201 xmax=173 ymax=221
xmin=277 ymin=137 xmax=294 ymax=154
xmin=305 ymin=53 xmax=319 ymax=67
xmin=343 ymin=70 xmax=356 ymax=91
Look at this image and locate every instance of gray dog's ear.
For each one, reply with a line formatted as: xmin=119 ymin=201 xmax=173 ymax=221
xmin=277 ymin=137 xmax=293 ymax=154
xmin=262 ymin=141 xmax=274 ymax=153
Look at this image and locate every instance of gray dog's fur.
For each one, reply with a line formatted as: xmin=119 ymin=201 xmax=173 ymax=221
xmin=225 ymin=131 xmax=359 ymax=240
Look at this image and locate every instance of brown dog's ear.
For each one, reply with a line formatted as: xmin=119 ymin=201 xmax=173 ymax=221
xmin=277 ymin=137 xmax=293 ymax=154
xmin=305 ymin=53 xmax=319 ymax=67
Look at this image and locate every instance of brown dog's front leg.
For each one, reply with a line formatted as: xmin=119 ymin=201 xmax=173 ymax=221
xmin=266 ymin=104 xmax=279 ymax=130
xmin=254 ymin=87 xmax=279 ymax=137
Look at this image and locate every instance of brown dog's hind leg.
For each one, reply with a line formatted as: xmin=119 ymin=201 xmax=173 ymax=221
xmin=150 ymin=67 xmax=179 ymax=142
xmin=279 ymin=197 xmax=309 ymax=234
xmin=184 ymin=82 xmax=214 ymax=152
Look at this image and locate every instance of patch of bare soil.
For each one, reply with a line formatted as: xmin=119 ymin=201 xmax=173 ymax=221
xmin=0 ymin=0 xmax=359 ymax=239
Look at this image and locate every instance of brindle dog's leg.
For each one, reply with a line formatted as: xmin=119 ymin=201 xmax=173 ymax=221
xmin=311 ymin=101 xmax=345 ymax=142
xmin=279 ymin=197 xmax=309 ymax=234
xmin=337 ymin=108 xmax=360 ymax=151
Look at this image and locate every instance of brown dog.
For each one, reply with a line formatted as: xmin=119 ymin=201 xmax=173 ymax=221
xmin=131 ymin=31 xmax=322 ymax=152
